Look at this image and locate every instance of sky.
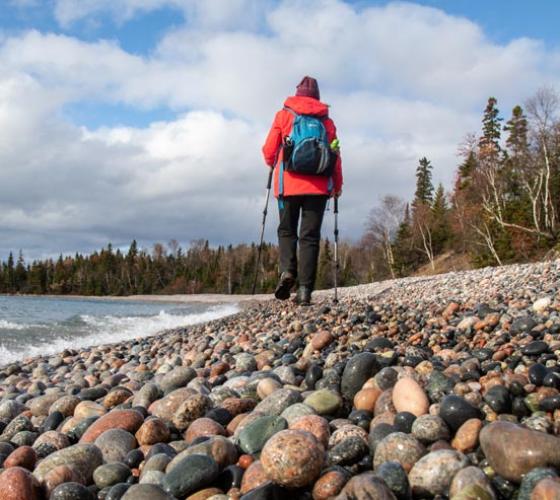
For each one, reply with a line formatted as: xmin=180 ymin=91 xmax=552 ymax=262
xmin=1 ymin=0 xmax=559 ymax=260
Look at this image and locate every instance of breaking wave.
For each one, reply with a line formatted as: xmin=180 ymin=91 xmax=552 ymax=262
xmin=0 ymin=303 xmax=239 ymax=366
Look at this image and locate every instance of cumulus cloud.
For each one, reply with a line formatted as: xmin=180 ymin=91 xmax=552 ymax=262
xmin=52 ymin=0 xmax=272 ymax=30
xmin=1 ymin=0 xmax=559 ymax=258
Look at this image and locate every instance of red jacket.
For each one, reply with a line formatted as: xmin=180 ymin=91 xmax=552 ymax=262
xmin=262 ymin=96 xmax=343 ymax=198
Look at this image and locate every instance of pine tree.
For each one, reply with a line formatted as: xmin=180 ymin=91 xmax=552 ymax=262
xmin=14 ymin=250 xmax=27 ymax=292
xmin=457 ymin=151 xmax=478 ymax=191
xmin=413 ymin=157 xmax=434 ymax=208
xmin=479 ymin=97 xmax=503 ymax=157
xmin=6 ymin=252 xmax=15 ymax=293
xmin=392 ymin=204 xmax=417 ymax=276
xmin=431 ymin=184 xmax=451 ymax=253
xmin=504 ymin=105 xmax=529 ymax=157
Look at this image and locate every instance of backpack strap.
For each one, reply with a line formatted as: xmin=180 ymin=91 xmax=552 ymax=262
xmin=278 ymin=160 xmax=285 ymax=210
xmin=283 ymin=106 xmax=297 ymax=118
xmin=277 ymin=107 xmax=296 ymax=210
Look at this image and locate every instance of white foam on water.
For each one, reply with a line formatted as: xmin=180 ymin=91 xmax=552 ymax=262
xmin=0 ymin=320 xmax=50 ymax=331
xmin=0 ymin=303 xmax=239 ymax=366
xmin=0 ymin=320 xmax=27 ymax=330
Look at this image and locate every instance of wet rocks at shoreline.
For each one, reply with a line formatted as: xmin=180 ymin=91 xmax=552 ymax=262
xmin=0 ymin=260 xmax=559 ymax=498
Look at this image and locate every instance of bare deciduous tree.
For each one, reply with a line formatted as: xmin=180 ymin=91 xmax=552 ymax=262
xmin=413 ymin=203 xmax=436 ymax=270
xmin=363 ymin=195 xmax=405 ymax=279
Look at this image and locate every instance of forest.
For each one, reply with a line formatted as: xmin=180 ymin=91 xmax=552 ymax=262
xmin=1 ymin=88 xmax=560 ymax=296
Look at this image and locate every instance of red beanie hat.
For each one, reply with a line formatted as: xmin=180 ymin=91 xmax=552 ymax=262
xmin=296 ymin=76 xmax=320 ymax=100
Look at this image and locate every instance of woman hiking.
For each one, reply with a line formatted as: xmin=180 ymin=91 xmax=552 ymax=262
xmin=262 ymin=76 xmax=343 ymax=305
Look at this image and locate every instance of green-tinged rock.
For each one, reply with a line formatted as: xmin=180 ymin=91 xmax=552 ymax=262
xmin=304 ymin=389 xmax=343 ymax=415
xmin=121 ymin=484 xmax=174 ymax=500
xmin=453 ymin=484 xmax=496 ymax=500
xmin=238 ymin=415 xmax=288 ymax=454
xmin=161 ymin=454 xmax=219 ymax=498
xmin=93 ymin=462 xmax=131 ymax=489
xmin=518 ymin=467 xmax=557 ymax=500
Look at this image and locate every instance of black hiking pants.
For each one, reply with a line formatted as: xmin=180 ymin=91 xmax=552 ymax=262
xmin=277 ymin=195 xmax=328 ymax=289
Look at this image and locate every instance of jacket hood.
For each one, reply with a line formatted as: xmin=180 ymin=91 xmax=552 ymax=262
xmin=284 ymin=96 xmax=329 ymax=117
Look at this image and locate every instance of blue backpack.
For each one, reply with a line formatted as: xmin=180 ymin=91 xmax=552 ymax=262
xmin=282 ymin=107 xmax=335 ymax=177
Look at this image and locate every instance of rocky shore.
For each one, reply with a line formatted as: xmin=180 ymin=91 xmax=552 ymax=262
xmin=1 ymin=260 xmax=560 ymax=499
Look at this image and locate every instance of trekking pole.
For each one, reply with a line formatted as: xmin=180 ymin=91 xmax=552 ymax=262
xmin=252 ymin=167 xmax=274 ymax=295
xmin=333 ymin=196 xmax=339 ymax=303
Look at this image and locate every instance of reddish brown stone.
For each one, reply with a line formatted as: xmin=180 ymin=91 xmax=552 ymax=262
xmin=370 ymin=412 xmax=395 ymax=428
xmin=430 ymin=440 xmax=453 ymax=452
xmin=290 ymin=415 xmax=330 ymax=449
xmin=184 ymin=417 xmax=226 ymax=445
xmin=43 ymin=465 xmax=82 ymax=495
xmin=210 ymin=361 xmax=230 ymax=377
xmin=261 ymin=430 xmax=324 ymax=488
xmin=311 ymin=331 xmax=334 ymax=351
xmin=354 ymin=388 xmax=382 ymax=413
xmin=135 ymin=417 xmax=170 ymax=445
xmin=221 ymin=397 xmax=257 ymax=416
xmin=4 ymin=446 xmax=37 ymax=471
xmin=312 ymin=470 xmax=349 ymax=499
xmin=227 ymin=413 xmax=249 ymax=435
xmin=451 ymin=418 xmax=482 ymax=453
xmin=79 ymin=409 xmax=144 ymax=443
xmin=480 ymin=421 xmax=560 ymax=482
xmin=0 ymin=467 xmax=42 ymax=500
xmin=240 ymin=460 xmax=269 ymax=494
xmin=238 ymin=454 xmax=254 ymax=469
xmin=103 ymin=388 xmax=133 ymax=409
xmin=443 ymin=302 xmax=459 ymax=319
xmin=337 ymin=472 xmax=396 ymax=499
xmin=531 ymin=477 xmax=560 ymax=500
xmin=148 ymin=387 xmax=195 ymax=421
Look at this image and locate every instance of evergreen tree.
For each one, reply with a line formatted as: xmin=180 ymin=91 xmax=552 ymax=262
xmin=479 ymin=97 xmax=503 ymax=156
xmin=457 ymin=151 xmax=478 ymax=191
xmin=413 ymin=157 xmax=434 ymax=207
xmin=6 ymin=252 xmax=15 ymax=293
xmin=392 ymin=204 xmax=417 ymax=276
xmin=431 ymin=184 xmax=451 ymax=252
xmin=14 ymin=250 xmax=27 ymax=292
xmin=504 ymin=105 xmax=529 ymax=157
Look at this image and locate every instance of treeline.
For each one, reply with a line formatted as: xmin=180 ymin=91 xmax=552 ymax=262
xmin=0 ymin=240 xmax=281 ymax=296
xmin=362 ymin=87 xmax=560 ymax=278
xmin=0 ymin=237 xmax=367 ymax=295
xmin=2 ymin=88 xmax=560 ymax=296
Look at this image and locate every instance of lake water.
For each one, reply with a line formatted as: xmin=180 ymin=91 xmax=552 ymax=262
xmin=0 ymin=296 xmax=239 ymax=366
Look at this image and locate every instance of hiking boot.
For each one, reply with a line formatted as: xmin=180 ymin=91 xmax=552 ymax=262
xmin=274 ymin=272 xmax=296 ymax=300
xmin=296 ymin=286 xmax=312 ymax=306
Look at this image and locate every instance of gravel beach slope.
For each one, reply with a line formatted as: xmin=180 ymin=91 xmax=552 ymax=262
xmin=0 ymin=260 xmax=559 ymax=498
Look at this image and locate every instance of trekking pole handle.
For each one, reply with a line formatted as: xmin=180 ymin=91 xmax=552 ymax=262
xmin=334 ymin=196 xmax=339 ymax=214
